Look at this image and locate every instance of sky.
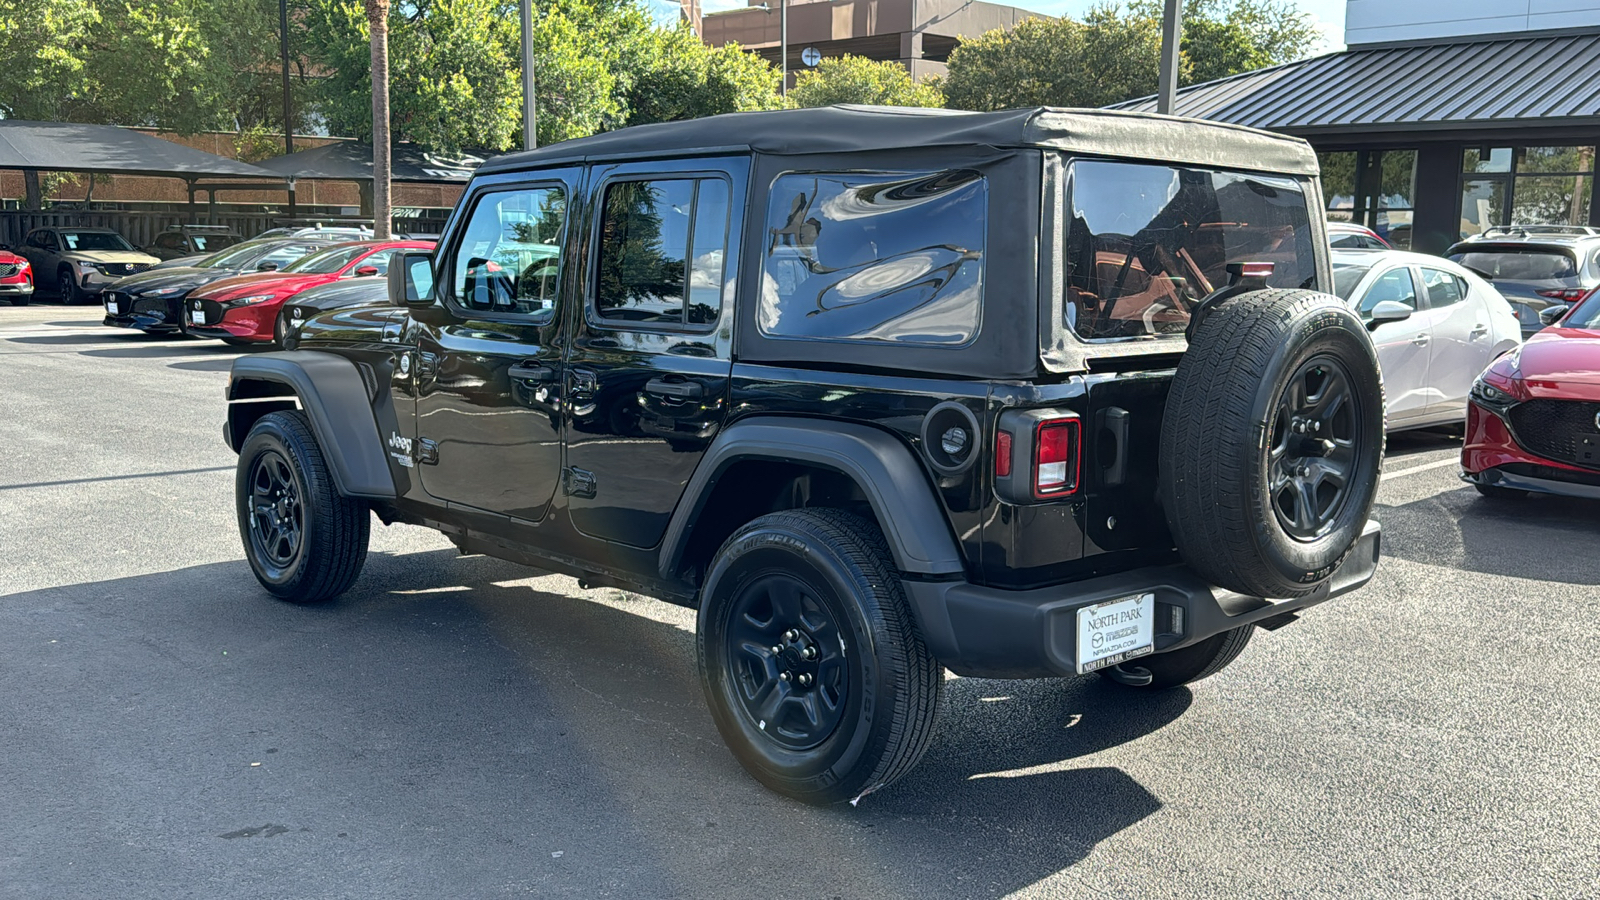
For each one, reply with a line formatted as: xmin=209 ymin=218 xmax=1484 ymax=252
xmin=688 ymin=0 xmax=1350 ymax=53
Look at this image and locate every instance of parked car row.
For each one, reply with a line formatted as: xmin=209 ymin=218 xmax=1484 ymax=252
xmin=102 ymin=236 xmax=432 ymax=348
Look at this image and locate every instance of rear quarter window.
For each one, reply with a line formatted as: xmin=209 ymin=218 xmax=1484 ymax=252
xmin=1063 ymin=159 xmax=1317 ymax=341
xmin=758 ymin=169 xmax=986 ymax=346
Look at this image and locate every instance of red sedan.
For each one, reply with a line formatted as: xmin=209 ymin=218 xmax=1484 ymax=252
xmin=1463 ymin=287 xmax=1600 ymax=500
xmin=183 ymin=239 xmax=433 ymax=345
xmin=0 ymin=245 xmax=34 ymax=305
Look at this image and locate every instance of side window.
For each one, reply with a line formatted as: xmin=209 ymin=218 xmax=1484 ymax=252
xmin=593 ymin=177 xmax=730 ymax=328
xmin=155 ymin=233 xmax=183 ymax=250
xmin=356 ymin=249 xmax=395 ymax=275
xmin=1360 ymin=267 xmax=1419 ymax=314
xmin=760 ymin=169 xmax=986 ymax=345
xmin=258 ymin=245 xmax=311 ymax=269
xmin=1421 ymin=267 xmax=1465 ymax=307
xmin=453 ymin=185 xmax=567 ymax=320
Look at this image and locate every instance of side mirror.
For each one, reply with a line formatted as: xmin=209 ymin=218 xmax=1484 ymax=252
xmin=354 ymin=265 xmax=380 ymax=277
xmin=1367 ymin=300 xmax=1413 ymax=330
xmin=1539 ymin=304 xmax=1570 ymax=327
xmin=257 ymin=261 xmax=280 ymax=272
xmin=389 ymin=251 xmax=436 ymax=308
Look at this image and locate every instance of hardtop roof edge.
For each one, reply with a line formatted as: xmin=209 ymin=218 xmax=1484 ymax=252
xmin=475 ymin=105 xmax=1321 ymax=178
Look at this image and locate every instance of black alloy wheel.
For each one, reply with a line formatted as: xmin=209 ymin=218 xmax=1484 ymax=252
xmin=235 ymin=410 xmax=369 ymax=602
xmin=57 ymin=267 xmax=80 ymax=304
xmin=1268 ymin=356 xmax=1362 ymax=542
xmin=697 ymin=509 xmax=942 ymax=805
xmin=724 ymin=572 xmax=850 ymax=751
xmin=246 ymin=450 xmax=303 ymax=569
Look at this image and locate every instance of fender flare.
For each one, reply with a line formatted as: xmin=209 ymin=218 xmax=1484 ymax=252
xmin=226 ymin=351 xmax=397 ymax=500
xmin=659 ymin=417 xmax=966 ymax=580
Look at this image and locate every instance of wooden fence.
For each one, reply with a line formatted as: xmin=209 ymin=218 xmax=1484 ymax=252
xmin=0 ymin=210 xmax=446 ymax=248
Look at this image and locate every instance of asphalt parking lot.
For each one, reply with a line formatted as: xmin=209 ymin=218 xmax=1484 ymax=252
xmin=2 ymin=305 xmax=1597 ymax=899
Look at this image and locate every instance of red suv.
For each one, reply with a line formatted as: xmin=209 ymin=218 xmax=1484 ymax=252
xmin=1463 ymin=286 xmax=1600 ymax=500
xmin=0 ymin=246 xmax=33 ymax=305
xmin=183 ymin=240 xmax=433 ymax=345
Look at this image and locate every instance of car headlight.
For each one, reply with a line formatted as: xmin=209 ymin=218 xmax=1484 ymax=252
xmin=230 ymin=293 xmax=277 ymax=306
xmin=1470 ymin=378 xmax=1515 ymax=407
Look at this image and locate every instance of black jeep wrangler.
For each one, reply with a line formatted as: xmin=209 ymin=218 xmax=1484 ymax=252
xmin=224 ymin=106 xmax=1384 ymax=805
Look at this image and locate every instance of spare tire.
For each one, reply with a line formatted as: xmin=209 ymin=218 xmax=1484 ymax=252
xmin=1160 ymin=288 xmax=1383 ymax=598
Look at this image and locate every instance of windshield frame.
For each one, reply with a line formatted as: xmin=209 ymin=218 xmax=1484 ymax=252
xmin=60 ymin=231 xmax=135 ymax=253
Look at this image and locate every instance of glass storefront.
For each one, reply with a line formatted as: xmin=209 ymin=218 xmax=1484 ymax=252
xmin=1459 ymin=145 xmax=1595 ymax=238
xmin=1317 ymin=149 xmax=1416 ymax=249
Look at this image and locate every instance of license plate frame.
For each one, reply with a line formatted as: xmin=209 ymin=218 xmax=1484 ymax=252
xmin=1075 ymin=592 xmax=1155 ymax=674
xmin=190 ymin=307 xmax=205 ymax=326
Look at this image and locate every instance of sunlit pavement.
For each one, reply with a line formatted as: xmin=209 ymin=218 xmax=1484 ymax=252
xmin=2 ymin=307 xmax=1596 ymax=899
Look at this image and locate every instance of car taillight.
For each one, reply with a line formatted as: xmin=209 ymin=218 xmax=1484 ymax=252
xmin=1536 ymin=288 xmax=1589 ymax=301
xmin=995 ymin=431 xmax=1012 ymax=477
xmin=1033 ymin=418 xmax=1081 ymax=498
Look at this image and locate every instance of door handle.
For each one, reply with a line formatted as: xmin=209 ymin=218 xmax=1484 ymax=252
xmin=1470 ymin=324 xmax=1489 ymax=339
xmin=1411 ymin=334 xmax=1429 ymax=346
xmin=644 ymin=376 xmax=704 ymax=399
xmin=508 ymin=362 xmax=556 ymax=382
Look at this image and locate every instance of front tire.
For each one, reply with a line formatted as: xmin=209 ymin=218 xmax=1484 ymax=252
xmin=235 ymin=410 xmax=369 ymax=602
xmin=697 ymin=509 xmax=943 ymax=805
xmin=1101 ymin=626 xmax=1254 ymax=690
xmin=57 ymin=267 xmax=83 ymax=304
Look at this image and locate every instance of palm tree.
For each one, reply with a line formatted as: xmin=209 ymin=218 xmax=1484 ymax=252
xmin=367 ymin=0 xmax=392 ymax=239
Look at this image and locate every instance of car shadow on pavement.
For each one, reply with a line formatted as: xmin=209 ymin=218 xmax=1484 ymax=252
xmin=168 ymin=358 xmax=238 ymax=372
xmin=0 ymin=546 xmax=1172 ymax=899
xmin=76 ymin=344 xmax=251 ymax=361
xmin=1377 ymin=483 xmax=1600 ymax=584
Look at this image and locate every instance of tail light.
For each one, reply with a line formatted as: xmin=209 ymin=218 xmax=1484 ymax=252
xmin=1033 ymin=418 xmax=1080 ymax=497
xmin=994 ymin=409 xmax=1082 ymax=503
xmin=1536 ymin=288 xmax=1589 ymax=301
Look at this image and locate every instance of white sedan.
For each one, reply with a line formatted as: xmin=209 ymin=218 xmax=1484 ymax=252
xmin=1331 ymin=249 xmax=1521 ymax=431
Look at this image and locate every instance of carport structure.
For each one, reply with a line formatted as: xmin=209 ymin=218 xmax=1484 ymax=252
xmin=250 ymin=141 xmax=484 ymax=227
xmin=0 ymin=121 xmax=286 ymax=239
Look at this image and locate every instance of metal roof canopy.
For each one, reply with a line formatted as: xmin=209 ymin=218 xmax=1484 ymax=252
xmin=479 ymin=104 xmax=1321 ymax=177
xmin=1111 ymin=29 xmax=1600 ymax=137
xmin=252 ymin=141 xmax=486 ymax=183
xmin=0 ymin=121 xmax=283 ymax=179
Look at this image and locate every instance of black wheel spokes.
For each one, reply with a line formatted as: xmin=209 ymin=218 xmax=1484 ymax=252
xmin=1271 ymin=358 xmax=1362 ymax=542
xmin=248 ymin=452 xmax=302 ymax=567
xmin=727 ymin=573 xmax=848 ymax=751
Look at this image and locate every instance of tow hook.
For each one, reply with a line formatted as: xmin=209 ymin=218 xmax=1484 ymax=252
xmin=1102 ymin=663 xmax=1154 ymax=687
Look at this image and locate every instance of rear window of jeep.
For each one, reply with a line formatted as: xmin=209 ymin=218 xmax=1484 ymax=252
xmin=1064 ymin=159 xmax=1316 ymax=341
xmin=758 ymin=169 xmax=986 ymax=346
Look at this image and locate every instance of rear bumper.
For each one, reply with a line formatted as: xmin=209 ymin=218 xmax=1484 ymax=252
xmin=904 ymin=519 xmax=1382 ymax=678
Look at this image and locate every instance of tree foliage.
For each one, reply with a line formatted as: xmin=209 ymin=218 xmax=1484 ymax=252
xmin=944 ymin=0 xmax=1319 ymax=112
xmin=787 ymin=55 xmax=943 ymax=109
xmin=943 ymin=8 xmax=1163 ymax=112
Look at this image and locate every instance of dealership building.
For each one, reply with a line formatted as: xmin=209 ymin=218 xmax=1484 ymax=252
xmin=1114 ymin=1 xmax=1600 ymax=254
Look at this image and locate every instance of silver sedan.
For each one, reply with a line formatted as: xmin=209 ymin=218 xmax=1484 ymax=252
xmin=1331 ymin=249 xmax=1521 ymax=432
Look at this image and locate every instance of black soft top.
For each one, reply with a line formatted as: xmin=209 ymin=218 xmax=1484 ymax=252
xmin=478 ymin=105 xmax=1320 ymax=178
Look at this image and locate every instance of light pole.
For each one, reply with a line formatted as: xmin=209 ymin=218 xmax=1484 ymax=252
xmin=280 ymin=0 xmax=297 ymax=220
xmin=780 ymin=0 xmax=788 ymax=98
xmin=521 ymin=0 xmax=537 ymax=150
xmin=1157 ymin=0 xmax=1182 ymax=115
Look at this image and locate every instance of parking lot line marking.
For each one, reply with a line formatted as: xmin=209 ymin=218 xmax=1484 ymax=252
xmin=1381 ymin=457 xmax=1461 ymax=481
xmin=0 ymin=466 xmax=233 ymax=492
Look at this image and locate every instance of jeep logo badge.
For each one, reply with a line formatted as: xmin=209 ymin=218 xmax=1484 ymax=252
xmin=399 ymin=353 xmax=412 ymax=377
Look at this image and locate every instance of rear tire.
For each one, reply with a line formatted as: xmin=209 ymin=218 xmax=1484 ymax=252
xmin=235 ymin=410 xmax=369 ymax=603
xmin=1100 ymin=626 xmax=1254 ymax=690
xmin=1161 ymin=289 xmax=1385 ymax=598
xmin=1474 ymin=483 xmax=1528 ymax=501
xmin=697 ymin=509 xmax=942 ymax=805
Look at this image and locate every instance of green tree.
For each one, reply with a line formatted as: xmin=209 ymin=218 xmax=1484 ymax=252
xmin=1133 ymin=0 xmax=1318 ymax=85
xmin=943 ymin=7 xmax=1164 ymax=111
xmin=0 ymin=0 xmax=98 ymax=121
xmin=623 ymin=25 xmax=783 ymax=127
xmin=787 ymin=55 xmax=943 ymax=109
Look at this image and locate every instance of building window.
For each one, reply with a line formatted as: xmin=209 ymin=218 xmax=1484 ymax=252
xmin=1317 ymin=149 xmax=1416 ymax=249
xmin=1459 ymin=146 xmax=1596 ymax=238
